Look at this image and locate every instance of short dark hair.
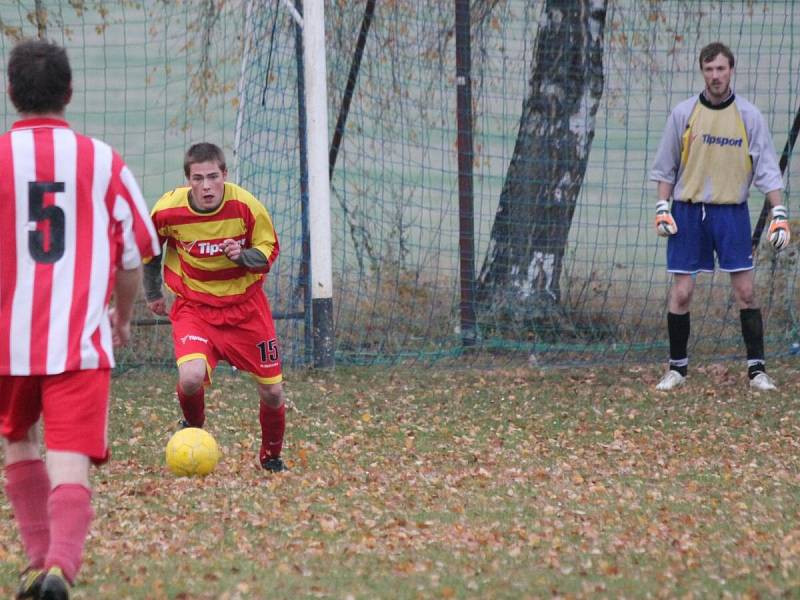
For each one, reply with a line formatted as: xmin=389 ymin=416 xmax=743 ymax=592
xmin=699 ymin=42 xmax=734 ymax=69
xmin=7 ymin=39 xmax=72 ymax=114
xmin=184 ymin=143 xmax=227 ymax=177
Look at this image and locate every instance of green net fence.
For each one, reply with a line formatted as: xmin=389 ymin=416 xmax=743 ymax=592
xmin=0 ymin=0 xmax=247 ymax=368
xmin=1 ymin=1 xmax=799 ymax=369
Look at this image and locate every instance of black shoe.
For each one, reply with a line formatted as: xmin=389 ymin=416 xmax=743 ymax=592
xmin=261 ymin=457 xmax=287 ymax=472
xmin=15 ymin=567 xmax=44 ymax=599
xmin=40 ymin=566 xmax=69 ymax=600
xmin=178 ymin=419 xmax=191 ymax=429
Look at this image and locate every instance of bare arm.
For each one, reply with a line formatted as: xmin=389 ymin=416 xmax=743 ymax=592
xmin=766 ymin=189 xmax=783 ymax=210
xmin=111 ymin=266 xmax=143 ymax=347
xmin=657 ymin=181 xmax=674 ymax=203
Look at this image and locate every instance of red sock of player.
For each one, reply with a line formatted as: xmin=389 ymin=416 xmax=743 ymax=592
xmin=4 ymin=459 xmax=51 ymax=568
xmin=177 ymin=383 xmax=205 ymax=427
xmin=259 ymin=402 xmax=286 ymax=460
xmin=45 ymin=484 xmax=94 ymax=584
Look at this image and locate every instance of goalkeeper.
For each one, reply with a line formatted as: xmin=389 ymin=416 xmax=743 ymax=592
xmin=143 ymin=143 xmax=288 ymax=472
xmin=650 ymin=41 xmax=788 ymax=392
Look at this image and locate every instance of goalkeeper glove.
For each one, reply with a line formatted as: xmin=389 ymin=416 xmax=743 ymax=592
xmin=655 ymin=200 xmax=678 ymax=237
xmin=768 ymin=204 xmax=790 ymax=251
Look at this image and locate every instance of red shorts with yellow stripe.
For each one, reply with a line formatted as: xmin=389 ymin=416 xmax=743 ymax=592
xmin=0 ymin=369 xmax=111 ymax=463
xmin=169 ymin=292 xmax=283 ymax=385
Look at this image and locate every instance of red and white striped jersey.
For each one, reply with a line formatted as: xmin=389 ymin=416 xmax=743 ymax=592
xmin=0 ymin=117 xmax=160 ymax=375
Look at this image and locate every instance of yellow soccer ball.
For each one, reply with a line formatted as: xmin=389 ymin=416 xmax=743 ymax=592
xmin=165 ymin=427 xmax=221 ymax=477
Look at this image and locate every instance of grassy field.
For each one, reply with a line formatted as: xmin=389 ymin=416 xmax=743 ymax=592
xmin=2 ymin=360 xmax=800 ymax=598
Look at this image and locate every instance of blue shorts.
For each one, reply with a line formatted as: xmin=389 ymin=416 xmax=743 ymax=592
xmin=666 ymin=201 xmax=753 ymax=274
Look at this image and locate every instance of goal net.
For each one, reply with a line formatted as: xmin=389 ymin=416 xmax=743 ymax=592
xmin=2 ymin=1 xmax=798 ymax=368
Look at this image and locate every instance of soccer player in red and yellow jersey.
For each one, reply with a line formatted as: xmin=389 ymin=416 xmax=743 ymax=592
xmin=143 ymin=143 xmax=288 ymax=473
xmin=0 ymin=40 xmax=160 ymax=599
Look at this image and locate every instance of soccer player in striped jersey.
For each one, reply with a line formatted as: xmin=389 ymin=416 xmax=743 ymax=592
xmin=0 ymin=40 xmax=160 ymax=599
xmin=650 ymin=42 xmax=788 ymax=392
xmin=143 ymin=143 xmax=288 ymax=473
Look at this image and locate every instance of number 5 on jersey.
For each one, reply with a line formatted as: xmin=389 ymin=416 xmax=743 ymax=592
xmin=28 ymin=180 xmax=66 ymax=263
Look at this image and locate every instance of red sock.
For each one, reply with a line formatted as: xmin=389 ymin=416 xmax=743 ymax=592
xmin=177 ymin=383 xmax=205 ymax=427
xmin=259 ymin=402 xmax=286 ymax=460
xmin=45 ymin=484 xmax=94 ymax=584
xmin=4 ymin=459 xmax=51 ymax=568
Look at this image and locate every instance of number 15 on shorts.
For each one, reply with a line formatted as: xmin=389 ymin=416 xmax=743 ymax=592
xmin=257 ymin=339 xmax=279 ymax=365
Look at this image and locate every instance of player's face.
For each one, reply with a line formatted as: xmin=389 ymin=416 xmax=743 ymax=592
xmin=701 ymin=54 xmax=733 ymax=103
xmin=188 ymin=161 xmax=227 ymax=211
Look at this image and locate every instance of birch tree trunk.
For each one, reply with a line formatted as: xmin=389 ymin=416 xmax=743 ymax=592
xmin=476 ymin=0 xmax=606 ymax=334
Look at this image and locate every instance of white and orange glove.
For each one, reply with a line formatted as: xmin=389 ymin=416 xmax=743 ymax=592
xmin=768 ymin=204 xmax=790 ymax=251
xmin=655 ymin=200 xmax=678 ymax=237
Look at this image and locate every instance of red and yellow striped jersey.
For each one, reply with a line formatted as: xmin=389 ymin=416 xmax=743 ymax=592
xmin=150 ymin=182 xmax=279 ymax=307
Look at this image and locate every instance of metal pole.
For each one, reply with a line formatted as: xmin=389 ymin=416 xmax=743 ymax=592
xmin=455 ymin=0 xmax=477 ymax=346
xmin=328 ymin=0 xmax=376 ymax=178
xmin=293 ymin=0 xmax=314 ymax=366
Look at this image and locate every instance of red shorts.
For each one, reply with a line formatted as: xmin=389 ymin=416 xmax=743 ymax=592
xmin=0 ymin=370 xmax=110 ymax=462
xmin=170 ymin=292 xmax=283 ymax=385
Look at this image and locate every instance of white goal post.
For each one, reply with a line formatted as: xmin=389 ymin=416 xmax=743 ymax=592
xmin=301 ymin=0 xmax=335 ymax=367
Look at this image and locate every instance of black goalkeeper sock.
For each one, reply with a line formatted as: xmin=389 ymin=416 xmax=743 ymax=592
xmin=667 ymin=312 xmax=690 ymax=376
xmin=740 ymin=308 xmax=766 ymax=379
